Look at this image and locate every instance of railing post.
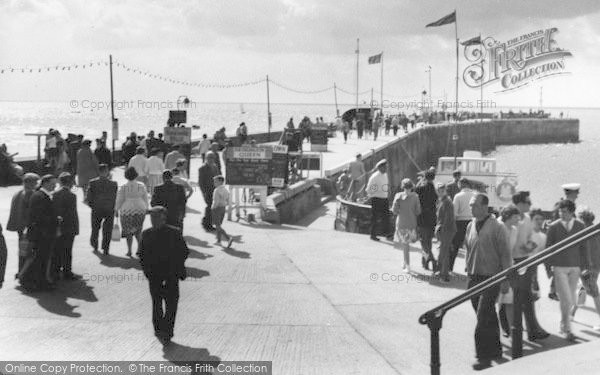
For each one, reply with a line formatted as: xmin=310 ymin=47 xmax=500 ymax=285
xmin=508 ymin=269 xmax=523 ymax=359
xmin=421 ymin=311 xmax=444 ymax=375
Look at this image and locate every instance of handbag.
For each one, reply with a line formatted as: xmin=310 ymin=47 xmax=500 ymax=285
xmin=111 ymin=222 xmax=121 ymax=242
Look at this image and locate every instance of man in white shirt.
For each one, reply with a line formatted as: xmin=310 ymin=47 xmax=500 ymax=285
xmin=366 ymin=159 xmax=391 ymax=241
xmin=451 ymin=178 xmax=475 ymax=271
xmin=128 ymin=147 xmax=148 ymax=186
xmin=164 ymin=145 xmax=184 ymax=170
xmin=348 ymin=154 xmax=366 ymax=201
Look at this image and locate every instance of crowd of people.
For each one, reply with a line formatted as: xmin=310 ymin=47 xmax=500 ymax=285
xmin=339 ymin=156 xmax=599 ymax=370
xmin=0 ymin=125 xmax=244 ymax=346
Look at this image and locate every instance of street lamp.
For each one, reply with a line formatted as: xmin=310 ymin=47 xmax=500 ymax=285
xmin=177 ymin=95 xmax=190 ymax=110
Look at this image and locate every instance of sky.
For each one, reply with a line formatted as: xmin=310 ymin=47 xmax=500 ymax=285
xmin=1 ymin=0 xmax=600 ymax=108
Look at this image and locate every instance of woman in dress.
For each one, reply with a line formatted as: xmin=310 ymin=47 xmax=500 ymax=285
xmin=391 ymin=178 xmax=422 ymax=272
xmin=115 ymin=167 xmax=148 ymax=256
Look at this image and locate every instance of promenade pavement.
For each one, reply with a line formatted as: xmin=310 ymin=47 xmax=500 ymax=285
xmin=1 ymin=129 xmax=599 ymax=374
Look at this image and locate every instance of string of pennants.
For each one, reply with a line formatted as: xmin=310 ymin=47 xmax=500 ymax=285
xmin=0 ymin=58 xmax=403 ymax=97
xmin=0 ymin=60 xmax=107 ymax=74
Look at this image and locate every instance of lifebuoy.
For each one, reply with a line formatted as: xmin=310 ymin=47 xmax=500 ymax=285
xmin=496 ymin=180 xmax=516 ymax=202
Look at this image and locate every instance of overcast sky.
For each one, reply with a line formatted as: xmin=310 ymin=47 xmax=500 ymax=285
xmin=1 ymin=0 xmax=600 ymax=108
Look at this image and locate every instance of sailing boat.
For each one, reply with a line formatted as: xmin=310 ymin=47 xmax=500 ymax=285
xmin=240 ymin=103 xmax=246 ymax=114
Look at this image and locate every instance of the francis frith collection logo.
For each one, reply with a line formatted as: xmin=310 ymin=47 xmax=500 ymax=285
xmin=462 ymin=28 xmax=572 ymax=92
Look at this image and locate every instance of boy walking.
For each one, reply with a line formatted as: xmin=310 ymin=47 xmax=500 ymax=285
xmin=211 ymin=176 xmax=234 ymax=248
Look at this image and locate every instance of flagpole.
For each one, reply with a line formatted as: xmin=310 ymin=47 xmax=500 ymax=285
xmin=454 ymin=9 xmax=459 ymax=117
xmin=479 ymin=33 xmax=483 ymax=152
xmin=380 ymin=52 xmax=384 ymax=116
xmin=356 ymin=38 xmax=360 ymax=115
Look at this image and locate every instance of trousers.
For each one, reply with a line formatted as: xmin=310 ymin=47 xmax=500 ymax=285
xmin=148 ymin=276 xmax=180 ymax=338
xmin=91 ymin=209 xmax=114 ymax=251
xmin=469 ymin=275 xmax=502 ymax=360
xmin=370 ymin=198 xmax=390 ymax=238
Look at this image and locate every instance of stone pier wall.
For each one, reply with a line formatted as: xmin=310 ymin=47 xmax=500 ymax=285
xmin=329 ymin=119 xmax=579 ymax=196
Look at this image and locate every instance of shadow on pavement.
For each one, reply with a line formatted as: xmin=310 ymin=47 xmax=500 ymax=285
xmin=162 ymin=342 xmax=221 ymax=375
xmin=185 ymin=206 xmax=203 ymax=215
xmin=237 ymin=222 xmax=300 ymax=231
xmin=222 ymin=247 xmax=251 ymax=259
xmin=408 ymin=270 xmax=468 ymax=291
xmin=16 ymin=278 xmax=97 ymax=318
xmin=94 ymin=253 xmax=142 ymax=271
xmin=295 ymin=205 xmax=332 ymax=227
xmin=185 ymin=268 xmax=210 ymax=280
xmin=498 ymin=333 xmax=587 ymax=361
xmin=188 ymin=249 xmax=214 ymax=260
xmin=184 ymin=236 xmax=211 ymax=249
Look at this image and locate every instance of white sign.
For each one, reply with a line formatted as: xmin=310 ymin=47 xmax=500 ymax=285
xmin=233 ymin=149 xmax=268 ymax=159
xmin=271 ymin=177 xmax=284 ymax=187
xmin=163 ymin=127 xmax=191 ymax=145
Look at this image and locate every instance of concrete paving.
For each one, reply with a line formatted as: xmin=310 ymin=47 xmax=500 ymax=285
xmin=1 ymin=131 xmax=599 ymax=374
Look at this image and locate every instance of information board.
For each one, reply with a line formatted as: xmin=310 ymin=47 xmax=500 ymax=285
xmin=225 ymin=145 xmax=288 ymax=187
xmin=169 ymin=110 xmax=187 ymax=124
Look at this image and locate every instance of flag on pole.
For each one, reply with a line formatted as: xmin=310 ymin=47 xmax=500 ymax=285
xmin=368 ymin=53 xmax=382 ymax=64
xmin=425 ymin=11 xmax=456 ymax=27
xmin=461 ymin=35 xmax=481 ymax=46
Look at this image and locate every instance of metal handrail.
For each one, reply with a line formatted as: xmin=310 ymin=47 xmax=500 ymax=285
xmin=418 ymin=221 xmax=600 ymax=375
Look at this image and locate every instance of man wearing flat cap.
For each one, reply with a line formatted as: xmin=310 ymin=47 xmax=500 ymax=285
xmin=366 ymin=159 xmax=391 ymax=241
xmin=52 ymin=172 xmax=80 ymax=280
xmin=137 ymin=206 xmax=189 ymax=345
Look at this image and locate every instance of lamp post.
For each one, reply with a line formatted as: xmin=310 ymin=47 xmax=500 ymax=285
xmin=177 ymin=95 xmax=190 ymax=110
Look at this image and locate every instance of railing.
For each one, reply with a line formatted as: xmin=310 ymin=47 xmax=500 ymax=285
xmin=418 ymin=221 xmax=600 ymax=375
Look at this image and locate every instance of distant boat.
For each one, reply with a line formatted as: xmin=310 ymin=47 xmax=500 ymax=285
xmin=240 ymin=103 xmax=246 ymax=114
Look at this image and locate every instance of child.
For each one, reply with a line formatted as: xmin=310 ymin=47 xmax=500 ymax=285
xmin=211 ymin=175 xmax=234 ymax=248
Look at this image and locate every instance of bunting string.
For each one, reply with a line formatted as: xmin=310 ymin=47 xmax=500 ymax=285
xmin=0 ymin=58 xmax=411 ymax=99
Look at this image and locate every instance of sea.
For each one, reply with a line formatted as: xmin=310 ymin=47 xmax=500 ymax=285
xmin=1 ymin=101 xmax=598 ymax=212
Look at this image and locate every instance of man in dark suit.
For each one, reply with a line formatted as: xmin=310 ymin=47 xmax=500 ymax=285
xmin=87 ymin=164 xmax=117 ymax=255
xmin=20 ymin=174 xmax=59 ymax=291
xmin=137 ymin=206 xmax=188 ymax=345
xmin=151 ymin=170 xmax=187 ymax=230
xmin=52 ymin=172 xmax=80 ymax=280
xmin=198 ymin=153 xmax=219 ymax=232
xmin=416 ymin=169 xmax=438 ymax=271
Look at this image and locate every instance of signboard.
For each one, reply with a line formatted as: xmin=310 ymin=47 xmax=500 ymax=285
xmin=164 ymin=127 xmax=192 ymax=175
xmin=225 ymin=145 xmax=289 ymax=187
xmin=269 ymin=145 xmax=289 ymax=187
xmin=462 ymin=28 xmax=572 ymax=93
xmin=164 ymin=127 xmax=191 ymax=145
xmin=310 ymin=128 xmax=328 ymax=152
xmin=169 ymin=110 xmax=187 ymax=124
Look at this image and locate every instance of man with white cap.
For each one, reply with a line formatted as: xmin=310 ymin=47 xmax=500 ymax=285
xmin=366 ymin=159 xmax=391 ymax=241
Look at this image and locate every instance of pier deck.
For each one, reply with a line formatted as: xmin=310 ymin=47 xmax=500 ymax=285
xmin=0 ymin=126 xmax=597 ymax=374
